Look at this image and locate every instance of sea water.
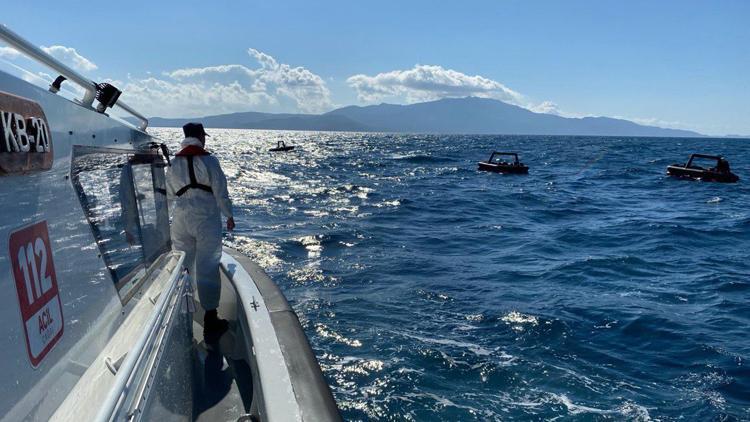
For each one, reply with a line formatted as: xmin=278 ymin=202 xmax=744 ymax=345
xmin=152 ymin=128 xmax=750 ymax=421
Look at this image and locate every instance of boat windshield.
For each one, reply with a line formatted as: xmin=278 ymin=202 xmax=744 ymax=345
xmin=70 ymin=146 xmax=171 ymax=302
xmin=686 ymin=155 xmax=720 ymax=170
xmin=489 ymin=153 xmax=518 ymax=164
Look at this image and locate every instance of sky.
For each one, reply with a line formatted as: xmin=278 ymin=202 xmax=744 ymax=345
xmin=1 ymin=0 xmax=748 ymax=135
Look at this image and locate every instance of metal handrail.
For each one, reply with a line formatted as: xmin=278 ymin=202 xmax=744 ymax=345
xmin=116 ymin=101 xmax=149 ymax=131
xmin=0 ymin=23 xmax=149 ymax=130
xmin=94 ymin=252 xmax=185 ymax=422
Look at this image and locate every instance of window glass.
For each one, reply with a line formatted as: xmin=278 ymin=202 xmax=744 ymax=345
xmin=132 ymin=159 xmax=171 ymax=265
xmin=688 ymin=156 xmax=719 ymax=170
xmin=70 ymin=146 xmax=170 ymax=302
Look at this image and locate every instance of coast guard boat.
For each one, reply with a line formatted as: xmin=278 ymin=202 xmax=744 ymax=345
xmin=0 ymin=24 xmax=340 ymax=421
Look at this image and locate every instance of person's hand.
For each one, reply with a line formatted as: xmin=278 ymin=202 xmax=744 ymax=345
xmin=227 ymin=217 xmax=235 ymax=232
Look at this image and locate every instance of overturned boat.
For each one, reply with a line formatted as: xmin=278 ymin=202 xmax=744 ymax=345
xmin=0 ymin=24 xmax=340 ymax=421
xmin=666 ymin=154 xmax=739 ymax=183
xmin=478 ymin=151 xmax=529 ymax=174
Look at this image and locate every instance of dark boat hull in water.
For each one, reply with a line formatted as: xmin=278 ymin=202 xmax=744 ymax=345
xmin=269 ymin=146 xmax=295 ymax=152
xmin=478 ymin=162 xmax=529 ymax=174
xmin=478 ymin=151 xmax=529 ymax=174
xmin=666 ymin=165 xmax=739 ymax=183
xmin=666 ymin=153 xmax=739 ymax=183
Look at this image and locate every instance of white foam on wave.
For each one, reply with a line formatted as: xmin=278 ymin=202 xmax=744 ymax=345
xmin=680 ymin=370 xmax=731 ymax=410
xmin=303 ymin=209 xmax=330 ymax=217
xmin=315 ymin=323 xmax=363 ymax=347
xmin=287 ymin=265 xmax=337 ymax=285
xmin=298 ymin=234 xmax=322 ymax=258
xmin=502 ymin=311 xmax=539 ymax=332
xmin=594 ymin=319 xmax=618 ymax=329
xmin=396 ymin=366 xmax=424 ymax=375
xmin=374 ymin=199 xmax=401 ymax=207
xmin=330 ymin=355 xmax=385 ymax=376
xmin=401 ymin=392 xmax=496 ymax=418
xmin=550 ymin=393 xmax=652 ymax=420
xmin=455 ymin=323 xmax=479 ymax=331
xmin=333 ymin=206 xmax=359 ymax=215
xmin=465 ymin=313 xmax=484 ymax=322
xmin=548 ymin=363 xmax=606 ymax=395
xmin=401 ymin=332 xmax=513 ymax=361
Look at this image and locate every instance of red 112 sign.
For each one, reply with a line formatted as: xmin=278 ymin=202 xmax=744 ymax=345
xmin=9 ymin=221 xmax=64 ymax=367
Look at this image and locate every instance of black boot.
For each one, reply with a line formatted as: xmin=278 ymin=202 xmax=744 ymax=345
xmin=203 ymin=309 xmax=229 ymax=343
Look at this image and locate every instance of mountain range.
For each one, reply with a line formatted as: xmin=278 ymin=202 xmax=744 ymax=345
xmin=140 ymin=97 xmax=703 ymax=137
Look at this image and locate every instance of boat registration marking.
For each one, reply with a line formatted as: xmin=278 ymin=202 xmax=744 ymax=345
xmin=8 ymin=220 xmax=64 ymax=368
xmin=0 ymin=91 xmax=53 ymax=175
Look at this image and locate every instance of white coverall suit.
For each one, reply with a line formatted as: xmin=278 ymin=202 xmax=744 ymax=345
xmin=166 ymin=137 xmax=233 ymax=311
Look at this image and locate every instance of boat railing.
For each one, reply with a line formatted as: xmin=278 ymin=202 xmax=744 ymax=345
xmin=94 ymin=252 xmax=186 ymax=422
xmin=0 ymin=23 xmax=149 ymax=130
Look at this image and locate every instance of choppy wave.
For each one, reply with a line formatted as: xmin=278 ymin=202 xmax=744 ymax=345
xmin=152 ymin=129 xmax=750 ymax=420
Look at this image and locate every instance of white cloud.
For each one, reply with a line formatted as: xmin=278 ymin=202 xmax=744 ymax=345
xmin=120 ymin=77 xmax=276 ymax=117
xmin=346 ymin=64 xmax=598 ymax=121
xmin=167 ymin=64 xmax=251 ymax=81
xmin=529 ymin=101 xmax=562 ymax=115
xmin=40 ymin=45 xmax=98 ymax=72
xmin=0 ymin=46 xmax=21 ymax=59
xmin=120 ymin=48 xmax=331 ymax=117
xmin=20 ymin=70 xmax=51 ymax=86
xmin=0 ymin=43 xmax=90 ymax=100
xmin=0 ymin=58 xmax=56 ymax=89
xmin=347 ymin=64 xmax=524 ymax=105
xmin=615 ymin=115 xmax=698 ymax=132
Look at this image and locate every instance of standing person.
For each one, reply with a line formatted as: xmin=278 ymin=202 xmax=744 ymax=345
xmin=167 ymin=123 xmax=235 ymax=342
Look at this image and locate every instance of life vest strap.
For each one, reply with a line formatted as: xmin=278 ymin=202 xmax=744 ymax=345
xmin=175 ymin=155 xmax=213 ymax=196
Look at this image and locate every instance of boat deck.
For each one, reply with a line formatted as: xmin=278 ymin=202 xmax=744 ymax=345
xmin=192 ymin=272 xmax=254 ymax=421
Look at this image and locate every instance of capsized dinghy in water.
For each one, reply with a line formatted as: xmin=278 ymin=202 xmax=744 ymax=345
xmin=0 ymin=24 xmax=340 ymax=422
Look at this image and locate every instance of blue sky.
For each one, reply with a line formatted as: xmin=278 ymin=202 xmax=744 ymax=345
xmin=1 ymin=0 xmax=748 ymax=135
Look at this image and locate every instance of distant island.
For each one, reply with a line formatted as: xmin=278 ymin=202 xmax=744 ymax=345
xmin=138 ymin=97 xmax=704 ymax=137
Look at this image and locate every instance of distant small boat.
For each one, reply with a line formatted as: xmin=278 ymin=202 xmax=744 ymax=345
xmin=666 ymin=154 xmax=739 ymax=183
xmin=269 ymin=141 xmax=295 ymax=152
xmin=478 ymin=151 xmax=529 ymax=174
